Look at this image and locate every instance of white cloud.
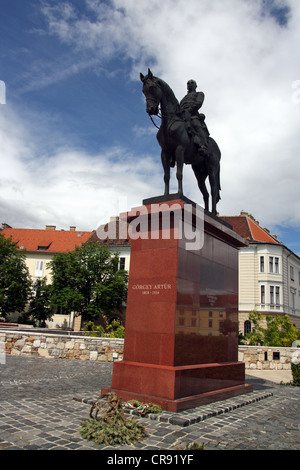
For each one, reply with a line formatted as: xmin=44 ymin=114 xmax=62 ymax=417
xmin=38 ymin=0 xmax=300 ymax=228
xmin=2 ymin=0 xmax=300 ymax=236
xmin=0 ymin=106 xmax=161 ymax=230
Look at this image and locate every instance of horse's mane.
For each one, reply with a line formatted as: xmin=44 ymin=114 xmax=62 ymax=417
xmin=154 ymin=76 xmax=180 ymax=107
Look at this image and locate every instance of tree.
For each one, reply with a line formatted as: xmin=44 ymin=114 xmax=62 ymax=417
xmin=263 ymin=314 xmax=300 ymax=347
xmin=0 ymin=233 xmax=32 ymax=320
xmin=48 ymin=242 xmax=128 ymax=323
xmin=245 ymin=310 xmax=265 ymax=345
xmin=27 ymin=278 xmax=53 ymax=327
xmin=246 ymin=310 xmax=300 ymax=347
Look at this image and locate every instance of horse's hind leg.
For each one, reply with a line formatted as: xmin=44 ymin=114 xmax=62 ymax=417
xmin=175 ymin=146 xmax=184 ymax=196
xmin=209 ymin=173 xmax=218 ymax=215
xmin=192 ymin=165 xmax=209 ymax=211
xmin=161 ymin=150 xmax=170 ymax=195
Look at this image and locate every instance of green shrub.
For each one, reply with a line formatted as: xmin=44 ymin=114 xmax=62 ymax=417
xmin=105 ymin=319 xmax=125 ymax=338
xmin=83 ymin=320 xmax=125 ymax=338
xmin=82 ymin=321 xmax=105 ymax=337
xmin=291 ymin=362 xmax=300 ymax=386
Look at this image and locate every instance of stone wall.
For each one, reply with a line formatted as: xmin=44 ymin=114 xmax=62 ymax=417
xmin=238 ymin=345 xmax=299 ymax=370
xmin=1 ymin=330 xmax=299 ymax=369
xmin=0 ymin=330 xmax=124 ymax=362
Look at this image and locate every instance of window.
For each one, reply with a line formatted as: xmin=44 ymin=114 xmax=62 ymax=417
xmin=261 ymin=285 xmax=265 ymax=305
xmin=268 ymin=285 xmax=281 ymax=309
xmin=119 ymin=257 xmax=126 ymax=270
xmin=268 ymin=256 xmax=279 ymax=274
xmin=269 ymin=256 xmax=273 ymax=273
xmin=244 ymin=320 xmax=251 ymax=335
xmin=275 ymin=286 xmax=280 ymax=307
xmin=260 ymin=256 xmax=265 ymax=273
xmin=34 ymin=260 xmax=44 ymax=277
xmin=270 ymin=286 xmax=274 ymax=306
xmin=290 ymin=266 xmax=295 ymax=281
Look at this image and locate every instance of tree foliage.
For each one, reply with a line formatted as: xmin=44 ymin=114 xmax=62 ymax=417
xmin=0 ymin=234 xmax=32 ymax=319
xmin=48 ymin=242 xmax=128 ymax=322
xmin=246 ymin=310 xmax=300 ymax=347
xmin=83 ymin=319 xmax=125 ymax=337
xmin=27 ymin=277 xmax=53 ymax=327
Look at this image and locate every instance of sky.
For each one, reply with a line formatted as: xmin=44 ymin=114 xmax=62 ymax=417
xmin=0 ymin=0 xmax=300 ymax=254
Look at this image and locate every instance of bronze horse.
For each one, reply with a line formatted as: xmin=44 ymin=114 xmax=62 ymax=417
xmin=140 ymin=69 xmax=221 ymax=215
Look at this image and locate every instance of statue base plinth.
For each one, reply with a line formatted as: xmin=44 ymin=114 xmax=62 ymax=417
xmin=102 ymin=197 xmax=252 ymax=411
xmin=102 ymin=361 xmax=253 ymax=412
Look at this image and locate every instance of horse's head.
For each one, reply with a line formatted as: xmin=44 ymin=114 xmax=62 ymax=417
xmin=140 ymin=68 xmax=162 ymax=116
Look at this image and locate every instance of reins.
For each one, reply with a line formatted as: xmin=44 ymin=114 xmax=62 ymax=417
xmin=149 ymin=113 xmax=161 ymax=129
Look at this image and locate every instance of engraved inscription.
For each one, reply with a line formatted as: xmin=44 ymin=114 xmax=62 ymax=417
xmin=132 ymin=283 xmax=172 ymax=296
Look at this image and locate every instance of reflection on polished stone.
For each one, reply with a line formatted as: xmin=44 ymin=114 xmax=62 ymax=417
xmin=102 ymin=199 xmax=253 ymax=411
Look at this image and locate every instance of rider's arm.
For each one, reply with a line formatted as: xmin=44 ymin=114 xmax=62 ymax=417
xmin=193 ymin=92 xmax=204 ymax=112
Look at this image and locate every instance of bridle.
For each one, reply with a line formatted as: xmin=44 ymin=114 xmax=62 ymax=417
xmin=144 ymin=79 xmax=182 ymax=130
xmin=149 ymin=109 xmax=162 ymax=129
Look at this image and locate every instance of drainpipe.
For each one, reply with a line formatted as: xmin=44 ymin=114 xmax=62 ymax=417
xmin=287 ymin=252 xmax=291 ymax=315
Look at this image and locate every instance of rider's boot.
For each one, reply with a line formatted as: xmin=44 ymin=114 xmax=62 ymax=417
xmin=194 ymin=135 xmax=208 ymax=157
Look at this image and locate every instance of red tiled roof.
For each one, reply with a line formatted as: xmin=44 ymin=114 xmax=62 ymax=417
xmin=221 ymin=215 xmax=280 ymax=244
xmin=1 ymin=228 xmax=93 ymax=253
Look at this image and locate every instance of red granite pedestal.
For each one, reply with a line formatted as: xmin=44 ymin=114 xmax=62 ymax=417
xmin=102 ymin=195 xmax=253 ymax=411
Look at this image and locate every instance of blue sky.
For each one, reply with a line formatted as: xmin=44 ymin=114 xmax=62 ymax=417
xmin=0 ymin=0 xmax=300 ymax=255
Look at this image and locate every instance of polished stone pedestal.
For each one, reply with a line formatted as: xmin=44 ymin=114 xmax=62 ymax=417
xmin=102 ymin=196 xmax=252 ymax=411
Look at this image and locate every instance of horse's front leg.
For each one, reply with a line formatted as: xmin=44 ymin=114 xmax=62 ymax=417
xmin=175 ymin=146 xmax=184 ymax=196
xmin=161 ymin=150 xmax=170 ymax=195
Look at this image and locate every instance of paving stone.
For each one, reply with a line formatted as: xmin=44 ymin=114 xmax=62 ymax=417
xmin=0 ymin=355 xmax=300 ymax=450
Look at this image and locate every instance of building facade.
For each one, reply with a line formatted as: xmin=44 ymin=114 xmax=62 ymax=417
xmin=1 ymin=219 xmax=131 ymax=328
xmin=222 ymin=212 xmax=300 ymax=333
xmin=2 ymin=212 xmax=300 ymax=335
xmin=1 ymin=223 xmax=93 ymax=328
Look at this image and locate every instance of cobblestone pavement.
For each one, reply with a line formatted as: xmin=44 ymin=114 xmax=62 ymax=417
xmin=0 ymin=356 xmax=299 ymax=451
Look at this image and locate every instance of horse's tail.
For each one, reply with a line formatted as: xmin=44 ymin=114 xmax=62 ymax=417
xmin=209 ymin=137 xmax=221 ymax=202
xmin=216 ymin=166 xmax=221 ymax=202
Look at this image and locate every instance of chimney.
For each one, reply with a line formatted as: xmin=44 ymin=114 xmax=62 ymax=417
xmin=69 ymin=226 xmax=76 ymax=231
xmin=45 ymin=225 xmax=56 ymax=231
xmin=1 ymin=223 xmax=12 ymax=229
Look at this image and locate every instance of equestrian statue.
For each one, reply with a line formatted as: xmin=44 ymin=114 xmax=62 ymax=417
xmin=140 ymin=69 xmax=221 ymax=215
